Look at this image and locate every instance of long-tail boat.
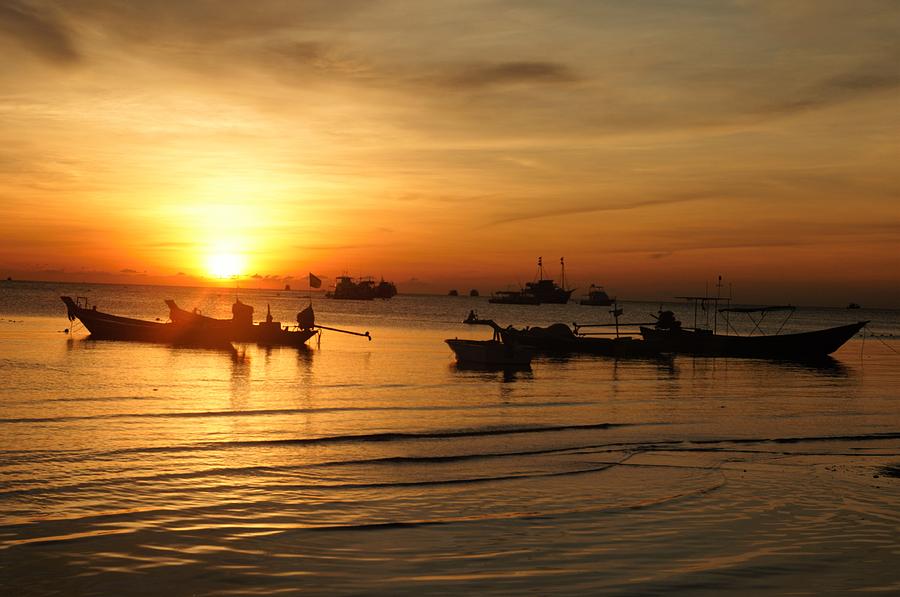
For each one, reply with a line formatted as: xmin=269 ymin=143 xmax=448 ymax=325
xmin=61 ymin=296 xmax=232 ymax=348
xmin=639 ymin=309 xmax=867 ymax=359
xmin=447 ymin=311 xmax=533 ymax=366
xmin=632 ymin=278 xmax=869 ymax=359
xmin=166 ymin=299 xmax=370 ymax=346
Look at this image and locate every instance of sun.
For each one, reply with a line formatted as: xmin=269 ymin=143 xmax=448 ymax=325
xmin=207 ymin=252 xmax=245 ymax=279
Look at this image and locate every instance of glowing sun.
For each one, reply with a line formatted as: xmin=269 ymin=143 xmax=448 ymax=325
xmin=207 ymin=253 xmax=245 ymax=278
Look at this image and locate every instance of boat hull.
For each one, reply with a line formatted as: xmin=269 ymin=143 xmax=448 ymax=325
xmin=639 ymin=321 xmax=868 ymax=359
xmin=61 ymin=297 xmax=232 ymax=348
xmin=445 ymin=339 xmax=533 ymax=366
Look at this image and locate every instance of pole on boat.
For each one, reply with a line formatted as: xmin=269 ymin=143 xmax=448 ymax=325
xmin=610 ymin=300 xmax=621 ymax=338
xmin=560 ymin=257 xmax=565 ymax=290
xmin=314 ymin=324 xmax=371 ymax=340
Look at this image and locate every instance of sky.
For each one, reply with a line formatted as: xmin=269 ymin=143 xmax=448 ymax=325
xmin=1 ymin=0 xmax=898 ymax=306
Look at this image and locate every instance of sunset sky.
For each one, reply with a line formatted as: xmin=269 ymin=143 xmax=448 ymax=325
xmin=1 ymin=1 xmax=898 ymax=305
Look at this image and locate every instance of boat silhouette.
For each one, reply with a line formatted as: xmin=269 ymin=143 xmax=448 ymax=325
xmin=326 ymin=276 xmax=397 ymax=300
xmin=167 ymin=300 xmax=372 ymax=345
xmin=638 ymin=286 xmax=867 ymax=359
xmin=489 ymin=257 xmax=574 ymax=305
xmin=62 ymin=296 xmax=233 ymax=348
xmin=579 ymin=284 xmax=615 ymax=306
xmin=166 ymin=299 xmax=318 ymax=347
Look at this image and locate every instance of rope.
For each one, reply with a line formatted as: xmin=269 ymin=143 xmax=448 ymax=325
xmin=873 ymin=333 xmax=900 ymax=356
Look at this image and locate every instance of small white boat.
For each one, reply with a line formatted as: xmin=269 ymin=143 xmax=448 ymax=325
xmin=445 ymin=339 xmax=534 ymax=366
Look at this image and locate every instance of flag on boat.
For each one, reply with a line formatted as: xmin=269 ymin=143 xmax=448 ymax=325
xmin=308 ymin=272 xmax=322 ymax=288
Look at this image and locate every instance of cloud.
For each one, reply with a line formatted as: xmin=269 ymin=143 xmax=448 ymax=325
xmin=0 ymin=1 xmax=80 ymax=65
xmin=487 ymin=194 xmax=715 ymax=227
xmin=760 ymin=55 xmax=900 ymax=116
xmin=442 ymin=61 xmax=578 ymax=89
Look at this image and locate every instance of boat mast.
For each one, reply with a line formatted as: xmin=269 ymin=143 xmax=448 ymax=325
xmin=714 ymin=275 xmax=722 ymax=334
xmin=537 ymin=256 xmax=544 ymax=280
xmin=560 ymin=257 xmax=566 ymax=289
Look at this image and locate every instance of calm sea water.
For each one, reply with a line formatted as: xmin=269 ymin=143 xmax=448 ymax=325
xmin=1 ymin=280 xmax=899 ymax=596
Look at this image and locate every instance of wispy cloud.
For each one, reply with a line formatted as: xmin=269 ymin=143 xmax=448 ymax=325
xmin=0 ymin=1 xmax=80 ymax=65
xmin=442 ymin=61 xmax=578 ymax=89
xmin=487 ymin=194 xmax=715 ymax=227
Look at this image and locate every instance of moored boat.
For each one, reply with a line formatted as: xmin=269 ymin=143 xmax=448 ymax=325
xmin=326 ymin=276 xmax=376 ymax=300
xmin=375 ymin=278 xmax=398 ymax=299
xmin=490 ymin=257 xmax=575 ymax=305
xmin=61 ymin=296 xmax=233 ymax=348
xmin=325 ymin=275 xmax=397 ymax=300
xmin=444 ymin=339 xmax=533 ymax=366
xmin=466 ymin=308 xmax=658 ymax=358
xmin=639 ymin=307 xmax=867 ymax=359
xmin=579 ymin=284 xmax=614 ymax=306
xmin=166 ymin=299 xmax=317 ymax=348
xmin=501 ymin=323 xmax=657 ymax=357
xmin=446 ymin=311 xmax=533 ymax=366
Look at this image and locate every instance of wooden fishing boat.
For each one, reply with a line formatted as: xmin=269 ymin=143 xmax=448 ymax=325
xmin=639 ymin=306 xmax=867 ymax=359
xmin=447 ymin=311 xmax=533 ymax=366
xmin=166 ymin=300 xmax=316 ymax=348
xmin=61 ymin=296 xmax=232 ymax=348
xmin=445 ymin=339 xmax=533 ymax=366
xmin=166 ymin=299 xmax=370 ymax=347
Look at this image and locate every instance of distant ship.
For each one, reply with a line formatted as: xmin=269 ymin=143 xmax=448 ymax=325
xmin=326 ymin=276 xmax=397 ymax=300
xmin=580 ymin=284 xmax=614 ymax=306
xmin=469 ymin=289 xmax=479 ymax=297
xmin=490 ymin=257 xmax=574 ymax=305
xmin=375 ymin=278 xmax=397 ymax=299
xmin=448 ymin=289 xmax=459 ymax=296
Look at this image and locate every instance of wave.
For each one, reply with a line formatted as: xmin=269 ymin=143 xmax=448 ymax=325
xmin=688 ymin=431 xmax=900 ymax=446
xmin=0 ymin=401 xmax=597 ymax=424
xmin=89 ymin=422 xmax=638 ymax=457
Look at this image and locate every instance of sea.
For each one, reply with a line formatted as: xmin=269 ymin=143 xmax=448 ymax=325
xmin=1 ymin=280 xmax=899 ymax=596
